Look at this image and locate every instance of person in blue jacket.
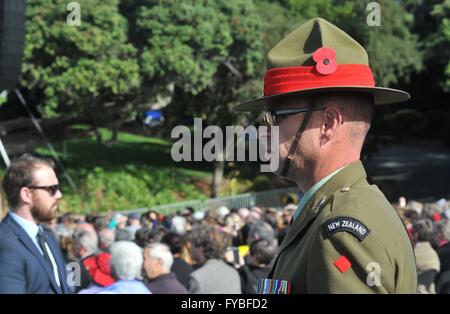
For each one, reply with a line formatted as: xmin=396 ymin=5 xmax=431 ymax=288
xmin=0 ymin=154 xmax=71 ymax=294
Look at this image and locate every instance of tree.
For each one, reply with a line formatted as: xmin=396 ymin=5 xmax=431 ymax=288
xmin=125 ymin=0 xmax=265 ymax=196
xmin=17 ymin=0 xmax=140 ymax=144
xmin=398 ymin=0 xmax=450 ymax=145
xmin=420 ymin=0 xmax=450 ymax=92
xmin=403 ymin=0 xmax=450 ymax=90
xmin=279 ymin=0 xmax=423 ymax=87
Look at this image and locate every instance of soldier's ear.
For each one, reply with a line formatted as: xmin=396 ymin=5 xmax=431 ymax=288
xmin=324 ymin=106 xmax=343 ymax=128
xmin=320 ymin=106 xmax=342 ymax=144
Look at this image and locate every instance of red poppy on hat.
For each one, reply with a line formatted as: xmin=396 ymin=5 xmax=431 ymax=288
xmin=313 ymin=47 xmax=338 ymax=75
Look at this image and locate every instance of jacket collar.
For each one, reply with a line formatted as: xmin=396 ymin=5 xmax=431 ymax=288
xmin=277 ymin=161 xmax=367 ymax=257
xmin=147 ymin=273 xmax=176 ymax=283
xmin=8 ymin=211 xmax=40 ymax=241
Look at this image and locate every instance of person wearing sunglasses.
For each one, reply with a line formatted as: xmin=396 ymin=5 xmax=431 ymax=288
xmin=0 ymin=154 xmax=71 ymax=294
xmin=234 ymin=18 xmax=416 ymax=293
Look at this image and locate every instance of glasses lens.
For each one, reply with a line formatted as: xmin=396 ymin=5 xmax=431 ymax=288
xmin=50 ymin=185 xmax=59 ymax=196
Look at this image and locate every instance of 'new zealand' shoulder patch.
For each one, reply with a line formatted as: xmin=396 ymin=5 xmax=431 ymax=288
xmin=323 ymin=216 xmax=370 ymax=241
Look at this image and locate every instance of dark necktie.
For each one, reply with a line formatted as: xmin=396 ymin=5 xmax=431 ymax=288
xmin=37 ymin=228 xmax=54 ymax=270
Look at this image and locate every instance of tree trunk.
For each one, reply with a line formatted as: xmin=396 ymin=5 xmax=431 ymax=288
xmin=212 ymin=159 xmax=225 ymax=197
xmin=94 ymin=128 xmax=103 ymax=146
xmin=111 ymin=127 xmax=118 ymax=143
xmin=104 ymin=122 xmax=123 ymax=146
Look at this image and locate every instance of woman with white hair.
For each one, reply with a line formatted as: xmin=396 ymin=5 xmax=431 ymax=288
xmin=99 ymin=241 xmax=150 ymax=294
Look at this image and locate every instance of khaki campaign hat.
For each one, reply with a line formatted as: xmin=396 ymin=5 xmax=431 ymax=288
xmin=234 ymin=18 xmax=410 ymax=111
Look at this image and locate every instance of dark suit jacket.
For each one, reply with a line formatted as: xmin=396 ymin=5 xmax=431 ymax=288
xmin=144 ymin=273 xmax=187 ymax=294
xmin=438 ymin=242 xmax=450 ymax=273
xmin=171 ymin=257 xmax=193 ymax=289
xmin=0 ymin=214 xmax=71 ymax=294
xmin=239 ymin=263 xmax=272 ymax=294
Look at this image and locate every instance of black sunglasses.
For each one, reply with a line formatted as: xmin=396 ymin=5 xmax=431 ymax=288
xmin=264 ymin=107 xmax=325 ymax=126
xmin=27 ymin=184 xmax=60 ymax=196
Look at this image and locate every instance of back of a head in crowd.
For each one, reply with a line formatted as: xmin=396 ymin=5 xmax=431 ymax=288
xmin=263 ymin=213 xmax=279 ymax=231
xmin=72 ymin=225 xmax=99 ymax=258
xmin=186 ymin=225 xmax=230 ymax=263
xmin=84 ymin=214 xmax=98 ymax=225
xmin=412 ymin=219 xmax=435 ymax=242
xmin=203 ymin=209 xmax=225 ymax=227
xmin=141 ymin=210 xmax=159 ymax=228
xmin=134 ymin=227 xmax=157 ymax=248
xmin=246 ymin=210 xmax=262 ymax=225
xmin=247 ymin=220 xmax=275 ymax=245
xmin=179 ymin=207 xmax=193 ymax=218
xmin=98 ymin=228 xmax=115 ymax=250
xmin=171 ymin=215 xmax=188 ymax=234
xmin=110 ymin=241 xmax=143 ymax=281
xmin=403 ymin=209 xmax=420 ymax=224
xmin=115 ymin=227 xmax=135 ymax=242
xmin=2 ymin=153 xmax=55 ymax=209
xmin=94 ymin=216 xmax=109 ymax=231
xmin=161 ymin=231 xmax=183 ymax=255
xmin=127 ymin=212 xmax=141 ymax=226
xmin=136 ymin=226 xmax=168 ymax=248
xmin=225 ymin=212 xmax=243 ymax=230
xmin=145 ymin=242 xmax=174 ymax=273
xmin=238 ymin=208 xmax=249 ymax=220
xmin=249 ymin=239 xmax=276 ymax=266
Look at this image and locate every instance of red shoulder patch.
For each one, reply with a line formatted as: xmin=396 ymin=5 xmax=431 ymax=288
xmin=334 ymin=255 xmax=351 ymax=273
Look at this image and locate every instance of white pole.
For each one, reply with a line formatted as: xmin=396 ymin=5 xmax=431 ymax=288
xmin=0 ymin=137 xmax=10 ymax=167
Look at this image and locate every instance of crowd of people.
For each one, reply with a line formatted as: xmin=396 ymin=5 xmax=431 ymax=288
xmin=38 ymin=196 xmax=450 ymax=294
xmin=0 ymin=154 xmax=288 ymax=294
xmin=396 ymin=198 xmax=450 ymax=294
xmin=1 ymin=154 xmax=449 ymax=294
xmin=45 ymin=204 xmax=291 ymax=294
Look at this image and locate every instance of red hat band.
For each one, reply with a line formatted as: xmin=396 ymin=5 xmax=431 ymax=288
xmin=264 ymin=64 xmax=376 ymax=97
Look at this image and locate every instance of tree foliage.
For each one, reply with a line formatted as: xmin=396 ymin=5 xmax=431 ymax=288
xmin=21 ymin=0 xmax=140 ymax=129
xmin=123 ymin=0 xmax=265 ymax=196
xmin=2 ymin=0 xmax=448 ymax=202
xmin=278 ymin=0 xmax=423 ymax=86
xmin=123 ymin=0 xmax=265 ymax=125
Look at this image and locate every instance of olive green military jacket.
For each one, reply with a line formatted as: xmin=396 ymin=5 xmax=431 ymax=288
xmin=270 ymin=161 xmax=417 ymax=293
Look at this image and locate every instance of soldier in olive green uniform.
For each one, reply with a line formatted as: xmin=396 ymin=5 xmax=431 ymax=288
xmin=235 ymin=18 xmax=417 ymax=293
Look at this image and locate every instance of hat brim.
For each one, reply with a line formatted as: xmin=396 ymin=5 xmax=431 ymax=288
xmin=234 ymin=86 xmax=410 ymax=111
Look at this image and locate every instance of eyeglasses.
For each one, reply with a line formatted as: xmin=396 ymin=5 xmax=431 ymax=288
xmin=27 ymin=184 xmax=60 ymax=196
xmin=263 ymin=107 xmax=325 ymax=126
